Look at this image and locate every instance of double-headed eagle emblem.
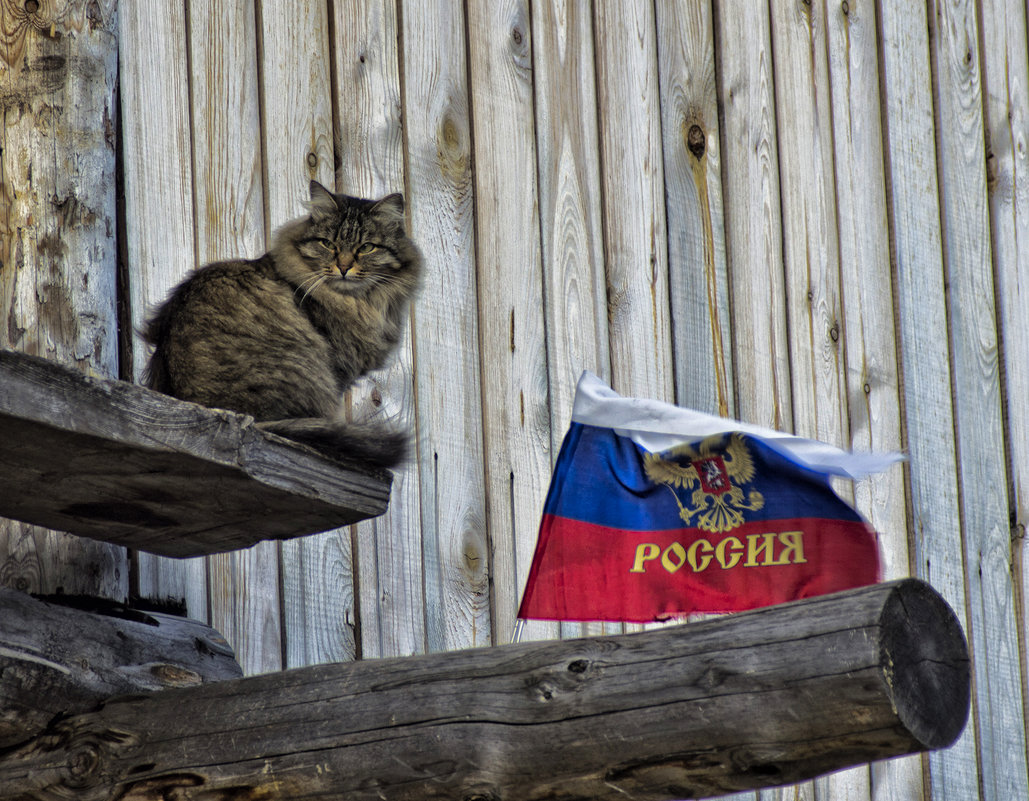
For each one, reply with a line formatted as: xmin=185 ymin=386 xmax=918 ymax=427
xmin=643 ymin=433 xmax=764 ymax=533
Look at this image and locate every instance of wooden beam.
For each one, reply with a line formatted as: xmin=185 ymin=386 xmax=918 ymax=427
xmin=0 ymin=588 xmax=242 ymax=749
xmin=0 ymin=580 xmax=969 ymax=801
xmin=0 ymin=349 xmax=392 ymax=557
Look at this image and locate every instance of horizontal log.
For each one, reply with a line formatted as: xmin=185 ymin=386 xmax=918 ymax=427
xmin=0 ymin=349 xmax=391 ymax=557
xmin=0 ymin=579 xmax=969 ymax=801
xmin=0 ymin=588 xmax=242 ymax=749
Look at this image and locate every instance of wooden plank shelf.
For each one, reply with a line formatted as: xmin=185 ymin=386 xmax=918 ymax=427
xmin=0 ymin=349 xmax=392 ymax=558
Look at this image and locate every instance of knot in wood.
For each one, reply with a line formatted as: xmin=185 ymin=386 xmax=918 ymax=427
xmin=67 ymin=743 xmax=101 ymax=786
xmin=687 ymin=124 xmax=706 ymax=159
xmin=24 ymin=0 xmax=40 ymax=14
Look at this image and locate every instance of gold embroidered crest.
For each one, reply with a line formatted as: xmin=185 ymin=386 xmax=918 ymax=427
xmin=643 ymin=433 xmax=764 ymax=533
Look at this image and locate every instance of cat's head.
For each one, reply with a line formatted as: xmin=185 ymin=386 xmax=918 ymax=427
xmin=273 ymin=181 xmax=421 ymax=300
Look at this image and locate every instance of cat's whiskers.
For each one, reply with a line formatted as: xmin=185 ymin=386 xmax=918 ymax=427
xmin=298 ymin=274 xmax=331 ymax=306
xmin=292 ymin=272 xmax=325 ymax=300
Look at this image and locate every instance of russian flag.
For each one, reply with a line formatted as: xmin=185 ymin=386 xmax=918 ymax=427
xmin=517 ymin=373 xmax=902 ymax=622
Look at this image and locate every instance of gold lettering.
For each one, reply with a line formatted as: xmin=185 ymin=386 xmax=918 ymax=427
xmin=716 ymin=536 xmax=744 ymax=569
xmin=661 ymin=542 xmax=688 ymax=573
xmin=630 ymin=543 xmax=661 ymax=573
xmin=778 ymin=531 xmax=806 ymax=564
xmin=688 ymin=539 xmax=714 ymax=572
xmin=745 ymin=532 xmax=779 ymax=566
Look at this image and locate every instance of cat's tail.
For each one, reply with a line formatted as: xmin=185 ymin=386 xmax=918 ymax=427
xmin=257 ymin=418 xmax=409 ymax=469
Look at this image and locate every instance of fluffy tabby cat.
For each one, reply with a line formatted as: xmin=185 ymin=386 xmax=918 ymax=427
xmin=144 ymin=181 xmax=421 ymax=467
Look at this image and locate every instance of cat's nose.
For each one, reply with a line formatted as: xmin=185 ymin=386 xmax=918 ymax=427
xmin=336 ymin=253 xmax=355 ymax=277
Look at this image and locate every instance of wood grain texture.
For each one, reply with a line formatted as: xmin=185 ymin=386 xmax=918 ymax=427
xmin=929 ymin=0 xmax=1029 ymax=795
xmin=119 ymin=0 xmax=208 ymax=621
xmin=331 ymin=0 xmax=424 ymax=661
xmin=529 ymin=0 xmax=610 ymax=644
xmin=978 ymin=0 xmax=1029 ymax=751
xmin=0 ymin=587 xmax=240 ymax=748
xmin=0 ymin=348 xmax=391 ymax=554
xmin=0 ymin=0 xmax=126 ymax=601
xmin=593 ymin=1 xmax=674 ymax=403
xmin=822 ymin=0 xmax=919 ymax=797
xmin=769 ymin=0 xmax=846 ymax=449
xmin=400 ymin=0 xmax=491 ymax=652
xmin=0 ymin=580 xmax=970 ymax=801
xmin=466 ymin=0 xmax=551 ymax=646
xmin=876 ymin=1 xmax=981 ymax=797
xmin=713 ymin=0 xmax=791 ymax=432
xmin=655 ymin=0 xmax=734 ymax=418
xmin=186 ymin=0 xmax=280 ymax=676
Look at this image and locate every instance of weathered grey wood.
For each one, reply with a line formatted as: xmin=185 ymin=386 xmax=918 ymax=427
xmin=0 ymin=587 xmax=241 ymax=749
xmin=655 ymin=0 xmax=733 ymax=419
xmin=979 ymin=0 xmax=1029 ymax=757
xmin=0 ymin=0 xmax=127 ymax=601
xmin=929 ymin=0 xmax=1029 ymax=796
xmin=713 ymin=0 xmax=791 ymax=434
xmin=593 ymin=1 xmax=674 ymax=404
xmin=0 ymin=349 xmax=391 ymax=558
xmin=0 ymin=580 xmax=968 ymax=801
xmin=876 ymin=2 xmax=980 ymax=798
xmin=401 ymin=0 xmax=491 ymax=652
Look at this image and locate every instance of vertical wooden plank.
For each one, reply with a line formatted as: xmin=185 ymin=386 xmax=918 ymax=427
xmin=978 ymin=0 xmax=1029 ymax=743
xmin=713 ymin=0 xmax=792 ymax=431
xmin=930 ymin=0 xmax=1029 ymax=795
xmin=465 ymin=0 xmax=551 ymax=646
xmin=257 ymin=0 xmax=350 ymax=668
xmin=400 ymin=0 xmax=491 ymax=652
xmin=823 ymin=0 xmax=920 ymax=797
xmin=120 ymin=0 xmax=208 ymax=621
xmin=593 ymin=1 xmax=674 ymax=402
xmin=0 ymin=0 xmax=126 ymax=600
xmin=532 ymin=0 xmax=610 ymax=435
xmin=769 ymin=0 xmax=846 ymax=448
xmin=656 ymin=0 xmax=734 ymax=419
xmin=187 ymin=0 xmax=281 ymax=675
xmin=333 ymin=0 xmax=425 ymax=660
xmin=876 ymin=1 xmax=980 ymax=798
xmin=530 ymin=0 xmax=610 ymax=642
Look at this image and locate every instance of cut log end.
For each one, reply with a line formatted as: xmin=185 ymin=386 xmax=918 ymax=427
xmin=880 ymin=578 xmax=970 ymax=750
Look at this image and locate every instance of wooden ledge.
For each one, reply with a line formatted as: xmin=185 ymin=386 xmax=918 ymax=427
xmin=0 ymin=349 xmax=392 ymax=557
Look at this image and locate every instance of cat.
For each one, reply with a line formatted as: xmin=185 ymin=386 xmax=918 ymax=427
xmin=143 ymin=180 xmax=422 ymax=467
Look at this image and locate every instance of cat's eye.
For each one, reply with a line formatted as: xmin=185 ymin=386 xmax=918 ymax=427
xmin=356 ymin=242 xmax=378 ymax=255
xmin=315 ymin=238 xmax=336 ymax=252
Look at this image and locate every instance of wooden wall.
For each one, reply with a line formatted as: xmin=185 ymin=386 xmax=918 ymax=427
xmin=2 ymin=0 xmax=1026 ymax=799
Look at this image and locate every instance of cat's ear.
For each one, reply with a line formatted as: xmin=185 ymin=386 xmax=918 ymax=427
xmin=371 ymin=193 xmax=405 ymax=223
xmin=307 ymin=180 xmax=339 ymax=221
